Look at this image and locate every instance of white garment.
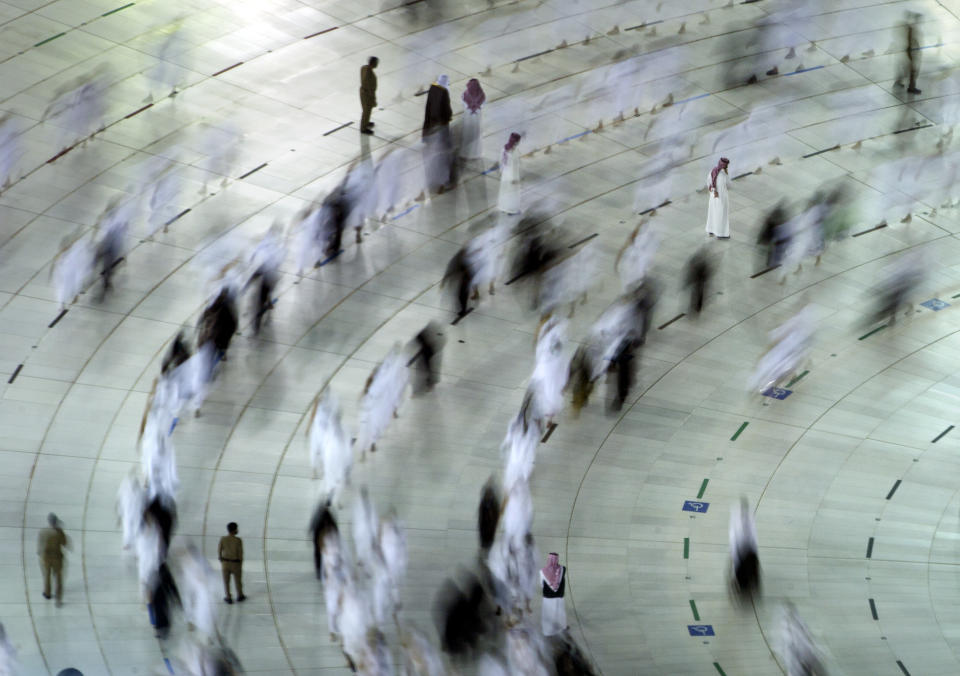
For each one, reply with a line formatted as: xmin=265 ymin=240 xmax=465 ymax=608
xmin=339 ymin=582 xmax=371 ymax=667
xmin=705 ymin=169 xmax=730 ymax=237
xmin=377 ymin=517 xmax=407 ymax=618
xmin=54 ymin=238 xmax=93 ymax=308
xmin=778 ymin=606 xmax=821 ymax=676
xmin=0 ymin=116 xmax=20 ymax=187
xmin=477 ymin=654 xmax=509 ymax=676
xmin=0 ymin=630 xmax=18 ymax=676
xmin=537 ymin=242 xmax=597 ymax=315
xmin=465 ymin=218 xmax=509 ymax=290
xmin=294 ymin=206 xmax=324 ymax=274
xmin=136 ymin=522 xmax=163 ymax=600
xmin=502 ymin=414 xmax=540 ymax=492
xmin=461 ymin=103 xmax=483 ymax=160
xmin=529 ymin=317 xmax=568 ymax=421
xmin=506 ymin=628 xmax=551 ymax=676
xmin=618 ymin=226 xmax=659 ymax=292
xmin=749 ymin=305 xmax=814 ymax=393
xmin=180 ymin=549 xmax=218 ymax=639
xmin=321 ymin=532 xmax=347 ymax=636
xmin=401 ymin=627 xmax=445 ymax=676
xmin=356 ymin=347 xmax=409 ymax=456
xmin=309 ymin=391 xmax=352 ymax=504
xmin=142 ymin=376 xmax=181 ymax=501
xmin=147 ymin=165 xmax=180 ymax=236
xmin=174 ymin=341 xmax=215 ymax=415
xmin=540 ymin=569 xmax=567 ymax=636
xmin=499 ymin=146 xmax=522 ymax=214
xmin=117 ymin=473 xmax=145 ymax=550
xmin=352 ymin=490 xmax=382 ymax=575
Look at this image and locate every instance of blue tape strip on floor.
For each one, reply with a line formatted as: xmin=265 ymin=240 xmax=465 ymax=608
xmin=675 ymin=93 xmax=711 ymax=105
xmin=164 ymin=657 xmax=174 ymax=674
xmin=392 ymin=204 xmax=420 ymax=220
xmin=558 ymin=130 xmax=591 ymax=143
xmin=784 ymin=65 xmax=825 ymax=77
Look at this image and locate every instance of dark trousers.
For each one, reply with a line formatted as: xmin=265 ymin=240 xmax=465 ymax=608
xmin=360 ymin=102 xmax=374 ymax=131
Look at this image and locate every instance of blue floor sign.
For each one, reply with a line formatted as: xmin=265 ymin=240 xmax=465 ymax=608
xmin=682 ymin=500 xmax=709 ymax=513
xmin=688 ymin=625 xmax=715 ymax=636
xmin=921 ymin=298 xmax=950 ymax=311
xmin=762 ymin=386 xmax=792 ymax=400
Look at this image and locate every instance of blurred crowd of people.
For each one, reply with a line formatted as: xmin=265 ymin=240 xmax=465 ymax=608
xmin=8 ymin=1 xmax=960 ymax=674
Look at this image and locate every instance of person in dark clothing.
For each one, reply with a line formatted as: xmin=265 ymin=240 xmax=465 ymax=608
xmin=477 ymin=476 xmax=501 ymax=552
xmin=757 ymin=200 xmax=789 ymax=269
xmin=161 ymin=331 xmax=191 ymax=375
xmin=199 ymin=288 xmax=238 ymax=361
xmin=410 ymin=322 xmax=443 ymax=394
xmin=626 ymin=278 xmax=658 ymax=347
xmin=248 ymin=266 xmax=276 ymax=335
xmin=144 ymin=494 xmax=177 ymax=554
xmin=151 ymin=562 xmax=181 ymax=639
xmin=895 ymin=12 xmax=922 ymax=94
xmin=609 ymin=335 xmax=637 ymax=413
xmin=684 ymin=250 xmax=712 ymax=315
xmin=443 ymin=248 xmax=473 ymax=318
xmin=436 ymin=574 xmax=491 ymax=660
xmin=359 ymin=56 xmax=378 ymax=135
xmin=309 ymin=500 xmax=338 ymax=580
xmin=422 ymin=75 xmax=455 ymax=194
xmin=567 ymin=345 xmax=594 ymax=418
xmin=322 ymin=186 xmax=348 ymax=256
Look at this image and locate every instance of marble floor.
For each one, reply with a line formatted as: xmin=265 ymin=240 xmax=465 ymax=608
xmin=3 ymin=0 xmax=960 ymax=673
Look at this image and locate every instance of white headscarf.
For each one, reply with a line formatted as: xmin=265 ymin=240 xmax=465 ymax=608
xmin=437 ymin=74 xmax=450 ymax=90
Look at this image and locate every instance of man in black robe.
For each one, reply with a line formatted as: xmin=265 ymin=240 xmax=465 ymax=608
xmin=309 ymin=500 xmax=338 ymax=580
xmin=422 ymin=75 xmax=454 ymax=193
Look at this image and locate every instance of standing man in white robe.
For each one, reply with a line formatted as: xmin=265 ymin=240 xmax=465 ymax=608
xmin=705 ymin=157 xmax=731 ymax=239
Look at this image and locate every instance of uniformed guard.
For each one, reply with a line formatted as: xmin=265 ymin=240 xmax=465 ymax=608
xmin=359 ymin=56 xmax=379 ymax=135
xmin=218 ymin=522 xmax=245 ymax=604
xmin=38 ymin=513 xmax=68 ymax=606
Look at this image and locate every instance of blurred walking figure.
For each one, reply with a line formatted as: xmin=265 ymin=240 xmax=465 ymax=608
xmin=38 ymin=513 xmax=69 ymax=606
xmin=756 ymin=200 xmax=790 ymax=269
xmin=443 ymin=246 xmax=474 ymax=318
xmin=218 ymin=522 xmax=245 ymax=604
xmin=180 ymin=542 xmax=219 ymax=639
xmin=144 ymin=156 xmax=181 ymax=237
xmin=117 ymin=470 xmax=146 ymax=551
xmin=465 ymin=216 xmax=509 ymax=300
xmin=749 ymin=304 xmax=814 ymax=393
xmin=410 ymin=321 xmax=443 ymax=394
xmin=423 ymin=75 xmax=455 ymax=194
xmin=729 ymin=497 xmax=761 ymax=602
xmin=43 ymin=70 xmax=109 ymax=152
xmin=246 ymin=224 xmax=284 ymax=335
xmin=477 ymin=476 xmax=502 ymax=553
xmin=198 ymin=121 xmax=241 ymax=194
xmin=356 ymin=345 xmax=409 ymax=458
xmin=540 ymin=552 xmax=568 ymax=636
xmin=530 ymin=315 xmax=568 ymax=424
xmin=615 ymin=219 xmax=659 ymax=293
xmin=359 ymin=56 xmax=379 ymax=135
xmin=778 ymin=603 xmax=827 ymax=675
xmin=895 ymin=12 xmax=923 ymax=94
xmin=867 ymin=251 xmax=925 ymax=327
xmin=151 ymin=562 xmax=182 ymax=639
xmin=307 ymin=389 xmax=352 ymax=505
xmin=198 ymin=286 xmax=238 ymax=363
xmin=52 ymin=233 xmax=93 ymax=310
xmin=461 ymin=78 xmax=486 ymax=165
xmin=684 ymin=249 xmax=712 ymax=315
xmin=147 ymin=20 xmax=187 ymax=101
xmin=705 ymin=157 xmax=731 ymax=239
xmin=309 ymin=499 xmax=339 ymax=580
xmin=499 ymin=133 xmax=522 ymax=214
xmin=0 ymin=114 xmax=21 ymax=192
xmin=94 ymin=196 xmax=133 ymax=300
xmin=0 ymin=623 xmax=19 ymax=675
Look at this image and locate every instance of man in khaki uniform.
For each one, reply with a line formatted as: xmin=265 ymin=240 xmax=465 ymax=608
xmin=38 ymin=513 xmax=68 ymax=606
xmin=218 ymin=522 xmax=245 ymax=604
xmin=359 ymin=56 xmax=379 ymax=135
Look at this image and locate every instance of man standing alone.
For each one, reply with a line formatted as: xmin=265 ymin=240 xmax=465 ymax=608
xmin=218 ymin=522 xmax=245 ymax=604
xmin=359 ymin=57 xmax=379 ymax=135
xmin=38 ymin=513 xmax=68 ymax=607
